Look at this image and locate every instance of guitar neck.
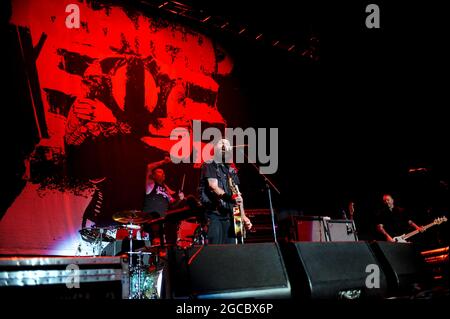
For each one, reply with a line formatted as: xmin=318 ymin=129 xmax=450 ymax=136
xmin=236 ymin=186 xmax=246 ymax=238
xmin=403 ymin=222 xmax=434 ymax=240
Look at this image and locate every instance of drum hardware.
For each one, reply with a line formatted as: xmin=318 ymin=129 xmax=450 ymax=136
xmin=112 ymin=210 xmax=150 ymax=266
xmin=79 ymin=226 xmax=116 ymax=256
xmin=113 ymin=209 xmax=163 ymax=299
xmin=127 ymin=246 xmax=165 ymax=299
xmin=112 ymin=209 xmax=151 ymax=224
xmin=110 ymin=207 xmax=205 ymax=297
xmin=79 ymin=226 xmax=116 ymax=243
xmin=177 ymin=219 xmax=204 ymax=249
xmin=128 ymin=251 xmax=156 ymax=299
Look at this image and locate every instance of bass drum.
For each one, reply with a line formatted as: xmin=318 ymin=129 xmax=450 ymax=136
xmin=177 ymin=218 xmax=203 ymax=249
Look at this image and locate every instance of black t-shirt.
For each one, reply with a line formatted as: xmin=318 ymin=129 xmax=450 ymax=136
xmin=143 ymin=182 xmax=172 ymax=217
xmin=375 ymin=206 xmax=412 ymax=238
xmin=198 ymin=160 xmax=240 ymax=215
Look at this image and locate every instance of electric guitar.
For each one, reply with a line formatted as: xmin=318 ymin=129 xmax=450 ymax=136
xmin=228 ymin=176 xmax=246 ymax=244
xmin=393 ymin=216 xmax=447 ymax=243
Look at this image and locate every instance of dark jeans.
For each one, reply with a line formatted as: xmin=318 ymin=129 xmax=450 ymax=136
xmin=206 ymin=212 xmax=236 ymax=244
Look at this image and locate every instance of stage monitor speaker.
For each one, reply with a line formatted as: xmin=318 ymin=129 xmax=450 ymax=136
xmin=295 ymin=216 xmax=329 ymax=242
xmin=369 ymin=242 xmax=429 ymax=294
xmin=168 ymin=242 xmax=291 ymax=299
xmin=326 ymin=219 xmax=358 ymax=241
xmin=283 ymin=242 xmax=388 ymax=299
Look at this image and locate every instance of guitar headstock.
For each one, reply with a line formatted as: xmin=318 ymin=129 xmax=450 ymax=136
xmin=433 ymin=216 xmax=448 ymax=225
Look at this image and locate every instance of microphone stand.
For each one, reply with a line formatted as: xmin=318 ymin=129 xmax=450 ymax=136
xmin=235 ymin=148 xmax=281 ymax=243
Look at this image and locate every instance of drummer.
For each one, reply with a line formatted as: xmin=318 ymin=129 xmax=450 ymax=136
xmin=143 ymin=156 xmax=185 ymax=245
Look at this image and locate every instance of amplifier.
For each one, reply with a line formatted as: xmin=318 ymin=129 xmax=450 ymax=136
xmin=326 ymin=219 xmax=358 ymax=241
xmin=244 ymin=209 xmax=277 ymax=243
xmin=295 ymin=216 xmax=330 ymax=242
xmin=294 ymin=217 xmax=358 ymax=242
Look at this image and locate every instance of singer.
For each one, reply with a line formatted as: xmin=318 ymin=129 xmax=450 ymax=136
xmin=198 ymin=139 xmax=253 ymax=244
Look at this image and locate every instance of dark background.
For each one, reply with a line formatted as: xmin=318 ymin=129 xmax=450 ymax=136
xmin=196 ymin=0 xmax=449 ymax=220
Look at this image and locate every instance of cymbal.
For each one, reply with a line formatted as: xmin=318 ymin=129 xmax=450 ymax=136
xmin=79 ymin=228 xmax=115 ymax=242
xmin=113 ymin=210 xmax=151 ymax=224
xmin=119 ymin=224 xmax=141 ymax=230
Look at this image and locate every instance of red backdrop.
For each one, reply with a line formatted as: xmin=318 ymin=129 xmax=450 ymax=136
xmin=0 ymin=0 xmax=233 ymax=255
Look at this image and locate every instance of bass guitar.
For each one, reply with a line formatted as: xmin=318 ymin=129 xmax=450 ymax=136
xmin=393 ymin=216 xmax=447 ymax=243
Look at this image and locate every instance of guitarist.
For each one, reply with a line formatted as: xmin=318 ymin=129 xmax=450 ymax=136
xmin=375 ymin=194 xmax=423 ymax=242
xmin=198 ymin=139 xmax=252 ymax=244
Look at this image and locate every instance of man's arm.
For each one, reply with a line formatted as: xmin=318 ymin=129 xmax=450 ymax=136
xmin=408 ymin=220 xmax=425 ymax=232
xmin=376 ymin=224 xmax=394 ymax=242
xmin=207 ymin=177 xmax=241 ymax=204
xmin=65 ymin=98 xmax=131 ymax=146
xmin=169 ymin=190 xmax=185 ymax=207
xmin=147 ymin=156 xmax=171 ymax=174
xmin=207 ymin=178 xmax=226 ymax=197
xmin=207 ymin=178 xmax=252 ymax=230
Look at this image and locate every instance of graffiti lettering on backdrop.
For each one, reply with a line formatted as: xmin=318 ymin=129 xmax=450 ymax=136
xmin=0 ymin=0 xmax=233 ymax=255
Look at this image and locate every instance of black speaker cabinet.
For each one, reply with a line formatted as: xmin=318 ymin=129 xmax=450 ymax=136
xmin=168 ymin=243 xmax=291 ymax=299
xmin=283 ymin=242 xmax=388 ymax=299
xmin=370 ymin=242 xmax=429 ymax=294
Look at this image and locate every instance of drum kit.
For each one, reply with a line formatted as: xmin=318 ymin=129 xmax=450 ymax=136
xmin=78 ymin=207 xmax=205 ymax=299
xmin=78 ymin=226 xmax=116 ymax=256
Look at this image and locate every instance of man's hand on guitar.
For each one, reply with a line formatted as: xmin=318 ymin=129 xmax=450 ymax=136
xmin=243 ymin=215 xmax=252 ymax=230
xmin=377 ymin=224 xmax=395 ymax=242
xmin=234 ymin=195 xmax=243 ymax=205
xmin=408 ymin=220 xmax=424 ymax=232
